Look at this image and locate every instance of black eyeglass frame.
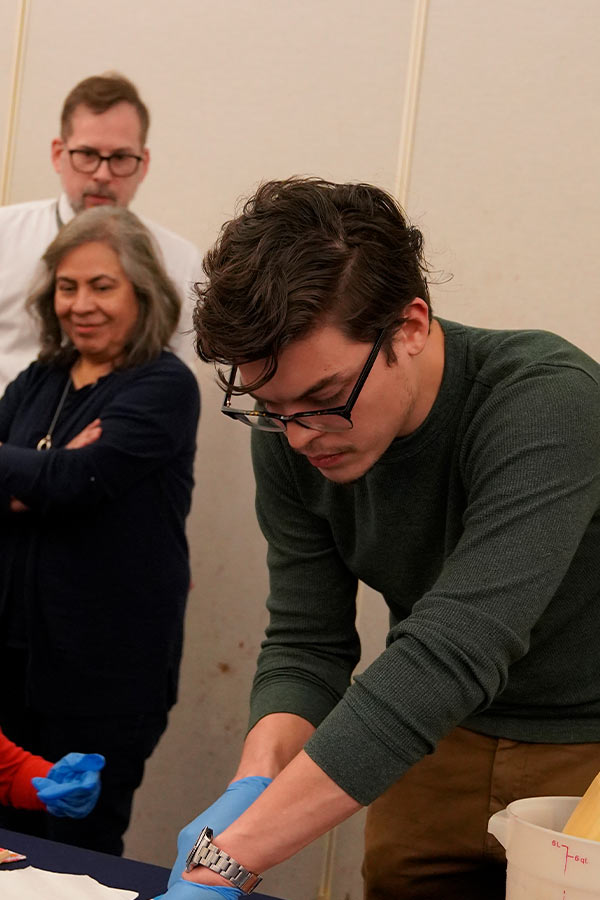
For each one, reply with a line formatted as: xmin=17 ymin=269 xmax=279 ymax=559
xmin=221 ymin=329 xmax=386 ymax=432
xmin=67 ymin=148 xmax=144 ymax=177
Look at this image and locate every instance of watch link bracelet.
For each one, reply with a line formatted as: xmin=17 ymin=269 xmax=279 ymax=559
xmin=185 ymin=826 xmax=262 ymax=894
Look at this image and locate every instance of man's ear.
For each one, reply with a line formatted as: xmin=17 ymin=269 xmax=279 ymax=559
xmin=50 ymin=138 xmax=64 ymax=174
xmin=399 ymin=297 xmax=431 ymax=357
xmin=139 ymin=147 xmax=150 ymax=182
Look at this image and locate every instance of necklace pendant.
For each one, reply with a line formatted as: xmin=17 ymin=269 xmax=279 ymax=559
xmin=36 ymin=376 xmax=72 ymax=451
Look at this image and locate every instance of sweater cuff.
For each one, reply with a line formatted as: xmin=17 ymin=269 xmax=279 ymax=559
xmin=248 ymin=681 xmax=339 ymax=734
xmin=304 ymin=697 xmax=415 ymax=806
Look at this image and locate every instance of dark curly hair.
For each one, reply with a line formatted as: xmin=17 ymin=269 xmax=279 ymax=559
xmin=193 ymin=176 xmax=431 ymax=392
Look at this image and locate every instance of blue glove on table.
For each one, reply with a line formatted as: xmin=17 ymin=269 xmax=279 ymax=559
xmin=166 ymin=775 xmax=271 ymax=891
xmin=31 ymin=752 xmax=105 ymax=818
xmin=154 ymin=882 xmax=240 ymax=899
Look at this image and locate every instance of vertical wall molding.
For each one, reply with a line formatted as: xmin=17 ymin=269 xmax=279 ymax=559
xmin=1 ymin=0 xmax=30 ymax=205
xmin=316 ymin=826 xmax=337 ymax=900
xmin=394 ymin=0 xmax=430 ymax=207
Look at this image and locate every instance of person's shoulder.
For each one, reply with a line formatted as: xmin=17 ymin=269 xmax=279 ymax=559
xmin=442 ymin=318 xmax=600 ymax=388
xmin=0 ymin=199 xmax=58 ymax=265
xmin=11 ymin=359 xmax=47 ymax=382
xmin=138 ymin=214 xmax=202 ymax=268
xmin=131 ymin=351 xmax=200 ymax=397
xmin=0 ymin=197 xmax=56 ymax=226
xmin=156 ymin=348 xmax=198 ymax=377
xmin=2 ymin=360 xmax=56 ymax=401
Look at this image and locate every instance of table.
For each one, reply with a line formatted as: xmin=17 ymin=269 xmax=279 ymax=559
xmin=0 ymin=828 xmax=283 ymax=900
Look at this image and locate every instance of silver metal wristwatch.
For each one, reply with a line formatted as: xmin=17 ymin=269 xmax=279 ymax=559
xmin=185 ymin=826 xmax=262 ymax=894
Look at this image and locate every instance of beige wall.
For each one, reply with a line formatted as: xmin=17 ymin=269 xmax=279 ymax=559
xmin=1 ymin=1 xmax=599 ymax=898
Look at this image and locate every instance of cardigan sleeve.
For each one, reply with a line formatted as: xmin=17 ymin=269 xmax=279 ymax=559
xmin=0 ymin=729 xmax=52 ymax=810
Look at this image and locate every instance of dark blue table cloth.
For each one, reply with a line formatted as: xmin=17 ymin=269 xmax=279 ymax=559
xmin=0 ymin=827 xmax=283 ymax=900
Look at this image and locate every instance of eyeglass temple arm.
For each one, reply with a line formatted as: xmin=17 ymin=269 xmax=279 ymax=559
xmin=343 ymin=330 xmax=386 ymax=408
xmin=222 ymin=366 xmax=239 ymax=408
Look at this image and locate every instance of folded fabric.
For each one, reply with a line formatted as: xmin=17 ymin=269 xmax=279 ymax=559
xmin=0 ymin=866 xmax=138 ymax=899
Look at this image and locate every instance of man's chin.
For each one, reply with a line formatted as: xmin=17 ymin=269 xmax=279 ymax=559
xmin=317 ymin=447 xmax=387 ymax=485
xmin=315 ymin=457 xmax=375 ymax=485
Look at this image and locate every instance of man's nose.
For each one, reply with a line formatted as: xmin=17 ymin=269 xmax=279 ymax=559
xmin=93 ymin=158 xmax=112 ymax=180
xmin=283 ymin=420 xmax=320 ymax=453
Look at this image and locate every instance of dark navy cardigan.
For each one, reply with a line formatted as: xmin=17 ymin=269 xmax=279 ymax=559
xmin=0 ymin=351 xmax=200 ymax=715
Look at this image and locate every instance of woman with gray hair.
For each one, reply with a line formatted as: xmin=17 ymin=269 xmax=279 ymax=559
xmin=0 ymin=206 xmax=200 ymax=855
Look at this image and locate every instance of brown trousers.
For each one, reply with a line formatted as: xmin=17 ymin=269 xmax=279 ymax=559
xmin=363 ymin=726 xmax=600 ymax=900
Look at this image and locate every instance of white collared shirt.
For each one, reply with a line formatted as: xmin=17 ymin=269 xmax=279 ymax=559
xmin=0 ymin=194 xmax=203 ymax=394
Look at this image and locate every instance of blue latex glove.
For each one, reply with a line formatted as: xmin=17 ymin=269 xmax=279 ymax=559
xmin=31 ymin=752 xmax=105 ymax=818
xmin=167 ymin=776 xmax=271 ymax=890
xmin=154 ymin=882 xmax=240 ymax=899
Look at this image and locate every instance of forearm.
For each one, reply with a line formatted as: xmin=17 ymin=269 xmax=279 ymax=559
xmin=0 ymin=442 xmax=155 ymax=511
xmin=184 ymin=748 xmax=362 ymax=886
xmin=223 ymin=749 xmax=361 ymax=868
xmin=232 ymin=713 xmax=315 ymax=781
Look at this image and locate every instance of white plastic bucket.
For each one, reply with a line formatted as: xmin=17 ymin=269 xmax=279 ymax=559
xmin=488 ymin=796 xmax=600 ymax=899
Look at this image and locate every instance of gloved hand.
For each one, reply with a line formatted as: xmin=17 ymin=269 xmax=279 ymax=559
xmin=31 ymin=752 xmax=105 ymax=818
xmin=154 ymin=882 xmax=240 ymax=899
xmin=167 ymin=776 xmax=271 ymax=889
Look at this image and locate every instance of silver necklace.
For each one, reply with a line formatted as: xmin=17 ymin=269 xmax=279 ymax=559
xmin=36 ymin=377 xmax=71 ymax=451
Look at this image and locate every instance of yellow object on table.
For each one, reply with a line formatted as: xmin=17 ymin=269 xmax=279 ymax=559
xmin=563 ymin=771 xmax=600 ymax=840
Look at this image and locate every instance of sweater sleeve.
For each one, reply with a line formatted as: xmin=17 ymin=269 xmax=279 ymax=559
xmin=0 ymin=730 xmax=52 ymax=810
xmin=301 ymin=366 xmax=600 ymax=804
xmin=0 ymin=359 xmax=200 ymax=513
xmin=249 ymin=431 xmax=361 ymax=732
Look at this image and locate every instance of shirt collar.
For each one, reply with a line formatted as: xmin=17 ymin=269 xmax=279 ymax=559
xmin=57 ymin=193 xmax=76 ymax=228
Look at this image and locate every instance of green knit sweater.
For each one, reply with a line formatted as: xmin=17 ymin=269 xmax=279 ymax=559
xmin=249 ymin=319 xmax=600 ymax=805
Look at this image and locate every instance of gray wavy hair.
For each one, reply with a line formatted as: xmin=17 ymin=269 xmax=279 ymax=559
xmin=27 ymin=206 xmax=182 ymax=368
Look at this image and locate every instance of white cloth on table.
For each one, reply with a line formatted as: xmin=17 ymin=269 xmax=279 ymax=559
xmin=0 ymin=865 xmax=138 ymax=898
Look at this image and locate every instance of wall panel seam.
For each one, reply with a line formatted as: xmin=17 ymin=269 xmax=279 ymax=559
xmin=394 ymin=0 xmax=430 ymax=208
xmin=1 ymin=0 xmax=30 ymax=205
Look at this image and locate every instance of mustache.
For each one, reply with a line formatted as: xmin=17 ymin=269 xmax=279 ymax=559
xmin=83 ymin=186 xmax=118 ymax=201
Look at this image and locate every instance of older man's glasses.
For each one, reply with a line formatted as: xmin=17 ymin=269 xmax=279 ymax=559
xmin=221 ymin=330 xmax=386 ymax=433
xmin=68 ymin=148 xmax=144 ymax=177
